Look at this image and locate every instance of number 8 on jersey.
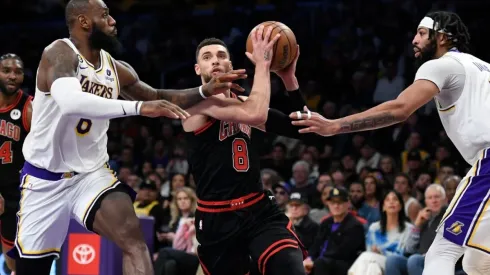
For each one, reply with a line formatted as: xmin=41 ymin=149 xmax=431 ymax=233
xmin=232 ymin=138 xmax=249 ymax=172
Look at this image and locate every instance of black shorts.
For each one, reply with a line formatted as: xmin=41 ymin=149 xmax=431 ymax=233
xmin=0 ymin=198 xmax=19 ymax=249
xmin=195 ymin=191 xmax=307 ymax=275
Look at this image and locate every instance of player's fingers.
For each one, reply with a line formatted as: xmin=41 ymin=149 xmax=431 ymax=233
xmin=267 ymin=33 xmax=281 ymax=49
xmin=229 ymin=69 xmax=247 ymax=75
xmin=250 ymin=27 xmax=258 ymax=44
xmin=299 ymin=126 xmax=319 ymax=134
xmin=174 ymin=105 xmax=191 ymax=119
xmin=219 ymin=73 xmax=247 ymax=82
xmin=230 ymin=83 xmax=245 ymax=92
xmin=256 ymin=25 xmax=264 ymax=42
xmin=163 ymin=109 xmax=180 ymax=119
xmin=263 ymin=26 xmax=273 ymax=44
xmin=291 ymin=120 xmax=314 ymax=126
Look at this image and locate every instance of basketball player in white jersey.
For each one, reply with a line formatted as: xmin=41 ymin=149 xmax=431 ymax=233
xmin=291 ymin=11 xmax=490 ymax=275
xmin=8 ymin=0 xmax=246 ymax=274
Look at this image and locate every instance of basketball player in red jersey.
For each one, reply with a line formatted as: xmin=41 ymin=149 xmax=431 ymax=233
xmin=182 ymin=26 xmax=316 ymax=275
xmin=0 ymin=53 xmax=32 ymax=275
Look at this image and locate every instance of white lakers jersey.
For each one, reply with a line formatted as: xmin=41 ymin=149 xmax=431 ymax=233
xmin=433 ymin=51 xmax=490 ymax=165
xmin=23 ymin=38 xmax=120 ymax=173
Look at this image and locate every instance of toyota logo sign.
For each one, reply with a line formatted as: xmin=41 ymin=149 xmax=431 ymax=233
xmin=72 ymin=244 xmax=96 ymax=265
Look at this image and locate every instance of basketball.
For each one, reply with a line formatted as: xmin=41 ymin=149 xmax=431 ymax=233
xmin=246 ymin=21 xmax=297 ymax=72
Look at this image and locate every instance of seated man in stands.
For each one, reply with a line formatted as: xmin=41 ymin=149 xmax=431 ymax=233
xmin=286 ymin=192 xmax=319 ymax=250
xmin=304 ymin=187 xmax=365 ymax=275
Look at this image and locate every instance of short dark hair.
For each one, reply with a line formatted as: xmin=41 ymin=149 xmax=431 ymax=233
xmin=195 ymin=38 xmax=229 ymax=61
xmin=0 ymin=53 xmax=23 ymax=67
xmin=65 ymin=0 xmax=90 ymax=28
xmin=395 ymin=173 xmax=413 ymax=187
xmin=426 ymin=11 xmax=470 ymax=52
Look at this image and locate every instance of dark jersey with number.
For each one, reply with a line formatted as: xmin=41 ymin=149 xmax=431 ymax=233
xmin=185 ymin=113 xmax=262 ymax=201
xmin=0 ymin=91 xmax=31 ymax=199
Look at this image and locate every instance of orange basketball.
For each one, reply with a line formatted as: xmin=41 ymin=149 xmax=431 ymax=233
xmin=246 ymin=21 xmax=298 ymax=71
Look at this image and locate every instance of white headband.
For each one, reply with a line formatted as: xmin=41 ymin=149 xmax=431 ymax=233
xmin=418 ymin=16 xmax=453 ymax=35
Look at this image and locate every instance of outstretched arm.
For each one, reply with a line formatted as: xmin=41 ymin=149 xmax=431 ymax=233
xmin=39 ymin=40 xmax=142 ymax=119
xmin=115 ymin=60 xmax=246 ymax=109
xmin=290 ymin=80 xmax=439 ymax=136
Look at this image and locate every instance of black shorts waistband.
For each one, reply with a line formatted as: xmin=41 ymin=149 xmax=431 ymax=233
xmin=197 ymin=192 xmax=265 ymax=213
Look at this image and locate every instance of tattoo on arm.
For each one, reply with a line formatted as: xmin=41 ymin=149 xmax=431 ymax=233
xmin=117 ymin=60 xmax=204 ymax=108
xmin=45 ymin=41 xmax=78 ymax=84
xmin=339 ymin=112 xmax=396 ymax=133
xmin=156 ymin=88 xmax=204 ymax=109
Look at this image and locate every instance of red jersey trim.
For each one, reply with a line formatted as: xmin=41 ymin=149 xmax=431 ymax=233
xmin=194 ymin=118 xmax=216 ymax=135
xmin=0 ymin=91 xmax=22 ymax=113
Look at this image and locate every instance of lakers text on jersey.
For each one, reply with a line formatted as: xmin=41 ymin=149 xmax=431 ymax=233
xmin=22 ymin=38 xmax=120 ymax=173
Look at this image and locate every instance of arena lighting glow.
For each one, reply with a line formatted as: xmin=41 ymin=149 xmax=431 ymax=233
xmin=0 ymin=254 xmax=56 ymax=275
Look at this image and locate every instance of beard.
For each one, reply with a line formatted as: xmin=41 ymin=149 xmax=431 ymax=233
xmin=0 ymin=81 xmax=18 ymax=96
xmin=202 ymin=73 xmax=213 ymax=84
xmin=414 ymin=38 xmax=437 ymax=69
xmin=350 ymin=197 xmax=365 ymax=210
xmin=88 ymin=25 xmax=121 ymax=53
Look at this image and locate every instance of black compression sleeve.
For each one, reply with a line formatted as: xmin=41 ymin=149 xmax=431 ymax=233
xmin=265 ymin=108 xmax=317 ymax=142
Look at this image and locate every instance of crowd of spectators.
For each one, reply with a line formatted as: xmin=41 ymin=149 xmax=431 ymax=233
xmin=4 ymin=0 xmax=489 ymax=274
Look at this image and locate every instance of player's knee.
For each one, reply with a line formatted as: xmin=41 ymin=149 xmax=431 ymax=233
xmin=263 ymin=247 xmax=305 ymax=275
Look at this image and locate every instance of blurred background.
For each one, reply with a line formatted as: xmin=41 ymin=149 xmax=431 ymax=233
xmin=1 ymin=0 xmax=489 ymax=274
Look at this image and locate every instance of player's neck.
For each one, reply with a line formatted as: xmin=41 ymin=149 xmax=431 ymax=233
xmin=435 ymin=47 xmax=449 ymax=59
xmin=69 ymin=36 xmax=102 ymax=68
xmin=0 ymin=91 xmax=19 ymax=109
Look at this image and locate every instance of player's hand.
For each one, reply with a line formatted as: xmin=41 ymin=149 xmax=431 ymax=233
xmin=140 ymin=100 xmax=191 ymax=119
xmin=415 ymin=207 xmax=431 ymax=227
xmin=274 ymin=45 xmax=300 ymax=83
xmin=245 ymin=25 xmax=281 ymax=67
xmin=201 ymin=69 xmax=248 ymax=97
xmin=0 ymin=194 xmax=4 ymax=216
xmin=290 ymin=106 xmax=340 ymax=136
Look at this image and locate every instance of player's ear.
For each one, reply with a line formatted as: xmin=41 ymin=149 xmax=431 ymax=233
xmin=229 ymin=61 xmax=233 ymax=70
xmin=78 ymin=15 xmax=91 ymax=30
xmin=194 ymin=64 xmax=201 ymax=76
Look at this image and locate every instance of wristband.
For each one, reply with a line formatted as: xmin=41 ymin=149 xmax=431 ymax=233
xmin=199 ymin=85 xmax=207 ymax=99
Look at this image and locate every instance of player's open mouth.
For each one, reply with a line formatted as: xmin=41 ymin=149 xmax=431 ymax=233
xmin=7 ymin=84 xmax=16 ymax=89
xmin=414 ymin=48 xmax=421 ymax=58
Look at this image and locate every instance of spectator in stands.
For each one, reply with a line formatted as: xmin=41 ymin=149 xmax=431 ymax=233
xmin=414 ymin=171 xmax=433 ymax=205
xmin=332 ymin=170 xmax=346 ymax=187
xmin=404 ymin=149 xmax=426 ymax=181
xmin=154 ymin=217 xmax=199 ymax=275
xmin=401 ymin=133 xmax=429 ymax=173
xmin=286 ymin=193 xmax=319 ymax=250
xmin=341 ymin=154 xmax=358 ymax=183
xmin=261 ymin=168 xmax=281 ymax=191
xmin=434 ymin=161 xmax=455 ymax=184
xmin=385 ymin=184 xmax=448 ymax=275
xmin=161 ymin=173 xmax=187 ymax=207
xmin=379 ymin=155 xmax=397 ymax=185
xmin=363 ymin=175 xmax=381 ymax=209
xmin=311 ymin=173 xmax=333 ymax=208
xmin=157 ymin=187 xmax=196 ymax=248
xmin=273 ymin=181 xmax=291 ymax=212
xmin=309 ymin=184 xmax=334 ymax=224
xmin=393 ymin=173 xmax=422 ymax=223
xmin=304 ymin=187 xmax=365 ymax=275
xmin=261 ymin=142 xmax=293 ymax=180
xmin=134 ymin=180 xmax=167 ymax=250
xmin=443 ymin=175 xmax=461 ymax=204
xmin=166 ymin=146 xmax=189 ymax=175
xmin=291 ymin=160 xmax=317 ymax=205
xmin=356 ymin=142 xmax=382 ymax=174
xmin=349 ymin=181 xmax=380 ymax=228
xmin=373 ymin=59 xmax=405 ymax=104
xmin=348 ymin=190 xmax=413 ymax=275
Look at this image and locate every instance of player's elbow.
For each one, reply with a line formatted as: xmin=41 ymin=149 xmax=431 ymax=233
xmin=244 ymin=111 xmax=268 ymax=126
xmin=390 ymin=100 xmax=412 ymax=122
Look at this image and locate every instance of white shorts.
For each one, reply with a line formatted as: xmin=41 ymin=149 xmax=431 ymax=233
xmin=11 ymin=162 xmax=133 ymax=259
xmin=437 ymin=148 xmax=490 ymax=254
